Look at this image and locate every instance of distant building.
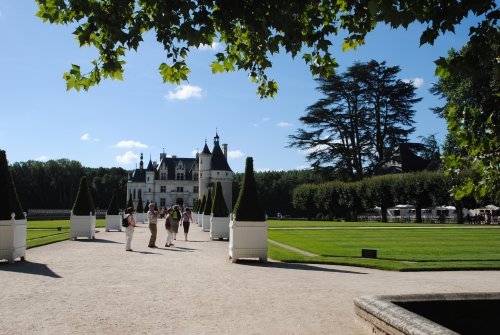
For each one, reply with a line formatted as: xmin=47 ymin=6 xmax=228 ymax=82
xmin=375 ymin=143 xmax=441 ymax=175
xmin=127 ymin=132 xmax=233 ymax=212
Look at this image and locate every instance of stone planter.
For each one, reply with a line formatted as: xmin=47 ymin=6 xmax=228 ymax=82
xmin=197 ymin=213 xmax=203 ymax=227
xmin=0 ymin=213 xmax=27 ymax=263
xmin=202 ymin=214 xmax=211 ymax=232
xmin=105 ymin=214 xmax=122 ymax=232
xmin=70 ymin=214 xmax=96 ymax=240
xmin=135 ymin=213 xmax=147 ymax=224
xmin=229 ymin=218 xmax=267 ymax=263
xmin=210 ymin=216 xmax=230 ymax=240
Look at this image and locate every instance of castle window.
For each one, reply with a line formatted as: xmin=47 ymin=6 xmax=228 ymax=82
xmin=138 ymin=189 xmax=142 ymax=199
xmin=133 ymin=189 xmax=136 ymax=200
xmin=160 ymin=172 xmax=166 ymax=180
xmin=160 ymin=186 xmax=166 ymax=193
xmin=148 ymin=188 xmax=151 ymax=192
xmin=177 ymin=187 xmax=184 ymax=192
xmin=160 ymin=198 xmax=166 ymax=207
xmin=194 ymin=173 xmax=198 ymax=181
xmin=193 ymin=186 xmax=199 ymax=193
xmin=147 ymin=177 xmax=149 ymax=181
xmin=176 ymin=173 xmax=184 ymax=180
xmin=217 ymin=172 xmax=219 ymax=175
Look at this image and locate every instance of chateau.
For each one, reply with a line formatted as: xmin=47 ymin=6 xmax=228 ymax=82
xmin=127 ymin=132 xmax=233 ymax=212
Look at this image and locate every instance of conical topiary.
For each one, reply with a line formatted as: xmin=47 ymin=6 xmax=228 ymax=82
xmin=233 ymin=157 xmax=265 ymax=221
xmin=136 ymin=195 xmax=143 ymax=213
xmin=126 ymin=194 xmax=133 ymax=209
xmin=193 ymin=198 xmax=199 ymax=212
xmin=0 ymin=150 xmax=25 ymax=220
xmin=106 ymin=190 xmax=120 ymax=215
xmin=212 ymin=181 xmax=228 ymax=217
xmin=199 ymin=195 xmax=207 ymax=214
xmin=72 ymin=176 xmax=95 ymax=215
xmin=144 ymin=200 xmax=149 ymax=213
xmin=203 ymin=189 xmax=212 ymax=215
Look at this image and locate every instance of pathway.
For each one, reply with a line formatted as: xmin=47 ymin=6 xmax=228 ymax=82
xmin=1 ymin=223 xmax=499 ymax=335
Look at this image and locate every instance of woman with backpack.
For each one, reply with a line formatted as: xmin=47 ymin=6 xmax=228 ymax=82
xmin=172 ymin=205 xmax=181 ymax=240
xmin=180 ymin=207 xmax=193 ymax=241
xmin=164 ymin=207 xmax=174 ymax=247
xmin=124 ymin=207 xmax=137 ymax=251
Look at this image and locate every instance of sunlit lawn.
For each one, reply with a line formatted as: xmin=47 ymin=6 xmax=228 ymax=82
xmin=26 ymin=219 xmax=106 ymax=248
xmin=268 ymin=222 xmax=500 ymax=271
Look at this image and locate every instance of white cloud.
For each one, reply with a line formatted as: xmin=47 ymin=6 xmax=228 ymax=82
xmin=116 ymin=151 xmax=140 ymax=164
xmin=403 ymin=77 xmax=424 ymax=88
xmin=191 ymin=150 xmax=198 ymax=157
xmin=301 ymin=144 xmax=331 ymax=155
xmin=81 ymin=133 xmax=91 ymax=141
xmin=166 ymin=84 xmax=203 ymax=100
xmin=35 ymin=155 xmax=49 ymax=162
xmin=197 ymin=42 xmax=220 ymax=51
xmin=227 ymin=150 xmax=244 ymax=159
xmin=115 ymin=140 xmax=148 ymax=149
xmin=262 ymin=117 xmax=270 ymax=122
xmin=295 ymin=165 xmax=310 ymax=170
xmin=277 ymin=121 xmax=292 ymax=128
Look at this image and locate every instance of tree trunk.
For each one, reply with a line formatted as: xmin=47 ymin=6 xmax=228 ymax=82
xmin=415 ymin=204 xmax=422 ymax=223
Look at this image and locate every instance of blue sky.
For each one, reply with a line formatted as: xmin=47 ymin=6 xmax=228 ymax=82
xmin=0 ymin=2 xmax=479 ymax=173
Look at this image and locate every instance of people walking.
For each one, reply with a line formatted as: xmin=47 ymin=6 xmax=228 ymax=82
xmin=125 ymin=207 xmax=136 ymax=251
xmin=147 ymin=203 xmax=159 ymax=248
xmin=172 ymin=205 xmax=181 ymax=240
xmin=165 ymin=207 xmax=174 ymax=247
xmin=181 ymin=207 xmax=193 ymax=241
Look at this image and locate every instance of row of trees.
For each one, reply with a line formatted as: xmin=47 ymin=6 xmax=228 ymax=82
xmin=9 ymin=159 xmax=128 ymax=210
xmin=291 ymin=171 xmax=479 ymax=223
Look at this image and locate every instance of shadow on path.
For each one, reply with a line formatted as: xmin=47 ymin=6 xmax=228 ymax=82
xmin=0 ymin=260 xmax=62 ymax=278
xmin=237 ymin=260 xmax=367 ymax=274
xmin=73 ymin=239 xmax=123 ymax=244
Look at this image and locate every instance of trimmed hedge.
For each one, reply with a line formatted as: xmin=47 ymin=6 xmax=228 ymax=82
xmin=136 ymin=195 xmax=143 ymax=213
xmin=107 ymin=190 xmax=120 ymax=215
xmin=203 ymin=189 xmax=213 ymax=215
xmin=72 ymin=176 xmax=95 ymax=215
xmin=212 ymin=181 xmax=228 ymax=217
xmin=0 ymin=150 xmax=25 ymax=220
xmin=232 ymin=157 xmax=266 ymax=221
xmin=126 ymin=195 xmax=133 ymax=209
xmin=199 ymin=195 xmax=206 ymax=214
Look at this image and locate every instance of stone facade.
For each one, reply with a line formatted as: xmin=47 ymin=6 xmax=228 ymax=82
xmin=127 ymin=133 xmax=233 ymax=211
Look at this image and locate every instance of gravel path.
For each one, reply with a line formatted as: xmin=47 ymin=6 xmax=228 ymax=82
xmin=1 ymin=223 xmax=499 ymax=335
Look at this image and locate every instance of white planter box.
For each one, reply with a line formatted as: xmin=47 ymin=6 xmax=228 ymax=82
xmin=105 ymin=214 xmax=122 ymax=232
xmin=135 ymin=213 xmax=147 ymax=224
xmin=210 ymin=216 xmax=230 ymax=240
xmin=202 ymin=214 xmax=211 ymax=231
xmin=0 ymin=214 xmax=27 ymax=263
xmin=197 ymin=213 xmax=203 ymax=227
xmin=70 ymin=214 xmax=96 ymax=240
xmin=229 ymin=219 xmax=267 ymax=263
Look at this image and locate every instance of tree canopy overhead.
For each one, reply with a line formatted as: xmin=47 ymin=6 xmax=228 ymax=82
xmin=35 ymin=0 xmax=498 ymax=97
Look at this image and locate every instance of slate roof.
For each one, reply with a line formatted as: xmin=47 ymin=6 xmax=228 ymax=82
xmin=201 ymin=142 xmax=211 ymax=154
xmin=211 ymin=143 xmax=232 ymax=171
xmin=158 ymin=157 xmax=197 ymax=180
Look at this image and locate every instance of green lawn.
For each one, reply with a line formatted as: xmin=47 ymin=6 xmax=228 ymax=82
xmin=26 ymin=219 xmax=106 ymax=249
xmin=268 ymin=219 xmax=467 ymax=228
xmin=268 ymin=224 xmax=500 ymax=271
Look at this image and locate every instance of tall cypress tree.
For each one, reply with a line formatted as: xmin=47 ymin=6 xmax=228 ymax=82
xmin=0 ymin=150 xmax=24 ymax=220
xmin=233 ymin=157 xmax=265 ymax=221
xmin=106 ymin=190 xmax=120 ymax=215
xmin=199 ymin=195 xmax=207 ymax=215
xmin=72 ymin=176 xmax=95 ymax=215
xmin=203 ymin=189 xmax=213 ymax=215
xmin=212 ymin=182 xmax=228 ymax=217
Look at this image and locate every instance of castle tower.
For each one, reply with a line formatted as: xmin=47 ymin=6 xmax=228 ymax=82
xmin=207 ymin=132 xmax=233 ymax=212
xmin=198 ymin=139 xmax=212 ymax=201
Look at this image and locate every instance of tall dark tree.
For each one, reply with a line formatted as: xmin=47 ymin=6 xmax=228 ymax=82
xmin=431 ymin=38 xmax=499 ymax=202
xmin=289 ymin=60 xmax=420 ymax=179
xmin=360 ymin=60 xmax=421 ymax=169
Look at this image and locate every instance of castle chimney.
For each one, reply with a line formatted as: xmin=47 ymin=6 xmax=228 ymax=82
xmin=222 ymin=144 xmax=228 ymax=158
